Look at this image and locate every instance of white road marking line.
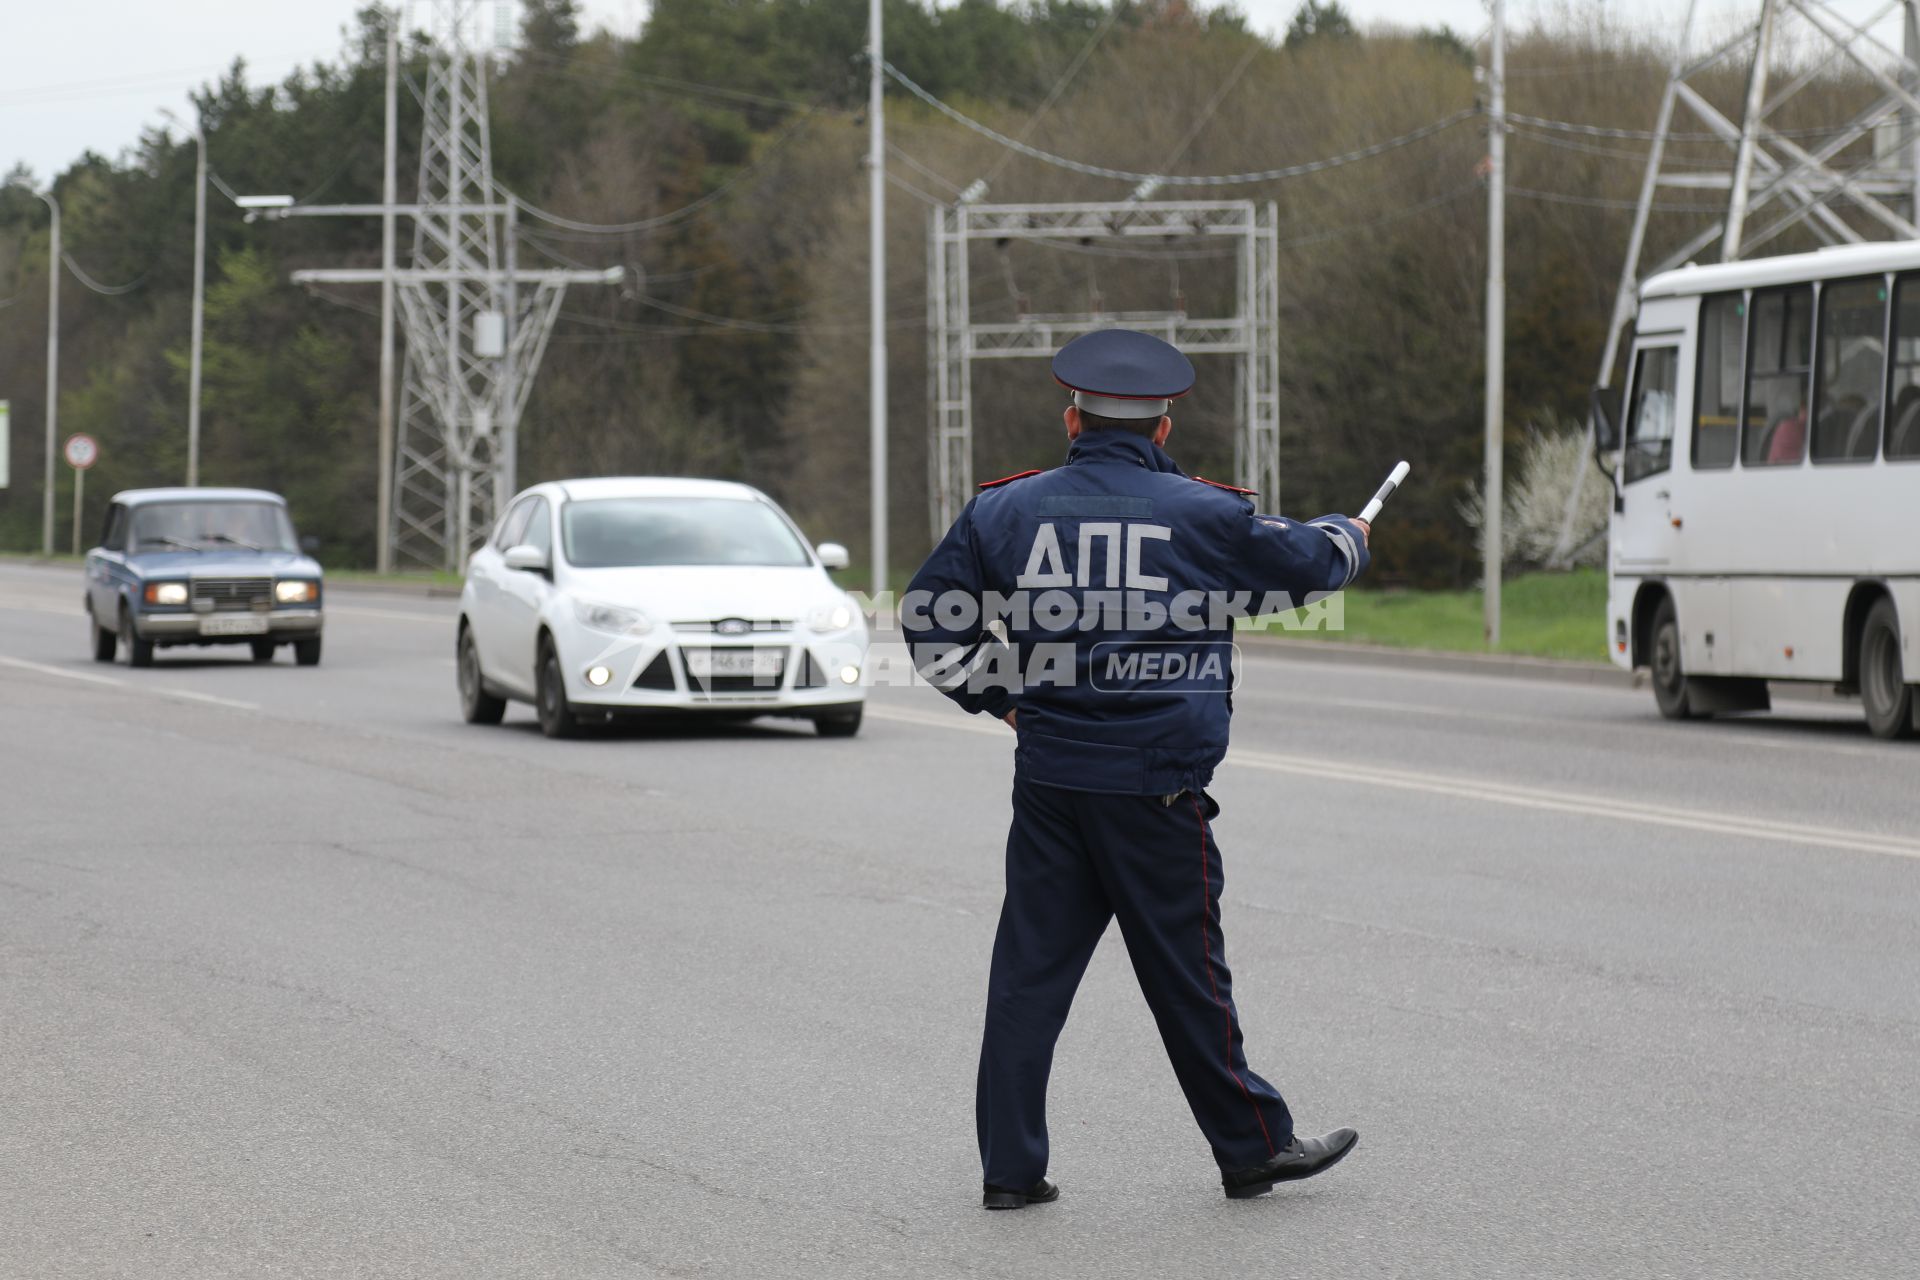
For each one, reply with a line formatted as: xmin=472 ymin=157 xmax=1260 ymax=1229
xmin=0 ymin=654 xmax=259 ymax=713
xmin=154 ymin=687 xmax=261 ymax=711
xmin=863 ymin=703 xmax=1920 ymax=862
xmin=0 ymin=654 xmax=123 ymax=687
xmin=0 ymin=601 xmax=82 ymax=617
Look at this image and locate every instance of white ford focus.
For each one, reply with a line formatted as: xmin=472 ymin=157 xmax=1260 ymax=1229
xmin=456 ymin=477 xmax=868 ymax=738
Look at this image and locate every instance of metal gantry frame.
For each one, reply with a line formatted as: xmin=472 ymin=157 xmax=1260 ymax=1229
xmin=290 ymin=1 xmax=619 ymax=571
xmin=927 ymin=200 xmax=1279 ymax=538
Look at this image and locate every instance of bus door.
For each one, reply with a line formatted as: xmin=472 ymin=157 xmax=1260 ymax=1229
xmin=1614 ymin=339 xmax=1683 ymax=572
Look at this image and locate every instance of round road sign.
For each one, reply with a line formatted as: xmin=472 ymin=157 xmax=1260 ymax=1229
xmin=63 ymin=434 xmax=98 ymax=470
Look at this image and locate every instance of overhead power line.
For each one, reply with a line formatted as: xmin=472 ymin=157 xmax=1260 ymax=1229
xmin=881 ymin=60 xmax=1479 ymax=187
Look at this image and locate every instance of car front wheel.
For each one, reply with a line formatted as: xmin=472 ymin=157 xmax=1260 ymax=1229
xmin=293 ymin=637 xmax=322 ymax=667
xmin=119 ymin=604 xmax=154 ymax=668
xmin=814 ymin=707 xmax=863 ymax=738
xmin=536 ymin=640 xmax=580 ymax=739
xmin=91 ymin=608 xmax=117 ymax=663
xmin=458 ymin=628 xmax=507 ymax=725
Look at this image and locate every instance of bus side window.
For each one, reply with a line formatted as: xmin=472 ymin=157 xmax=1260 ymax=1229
xmin=1743 ymin=285 xmax=1813 ymax=467
xmin=1810 ymin=277 xmax=1885 ymax=464
xmin=1624 ymin=345 xmax=1678 ymax=484
xmin=1888 ymin=274 xmax=1920 ymax=461
xmin=1693 ymin=293 xmax=1742 ymax=470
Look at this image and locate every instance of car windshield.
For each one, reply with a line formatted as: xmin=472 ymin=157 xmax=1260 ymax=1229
xmin=129 ymin=501 xmax=298 ymax=553
xmin=562 ymin=497 xmax=810 ymax=568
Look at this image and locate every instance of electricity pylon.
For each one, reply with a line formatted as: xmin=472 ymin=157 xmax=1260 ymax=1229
xmin=291 ymin=0 xmax=619 ymax=571
xmin=1557 ymin=0 xmax=1920 ymax=565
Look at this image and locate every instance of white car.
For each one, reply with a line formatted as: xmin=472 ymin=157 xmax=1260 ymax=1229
xmin=456 ymin=477 xmax=868 ymax=738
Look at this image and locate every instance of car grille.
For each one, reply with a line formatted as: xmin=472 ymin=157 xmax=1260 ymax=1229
xmin=193 ymin=577 xmax=271 ymax=610
xmin=671 ymin=619 xmax=792 ymax=634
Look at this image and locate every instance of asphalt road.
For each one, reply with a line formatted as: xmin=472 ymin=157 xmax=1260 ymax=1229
xmin=3 ymin=558 xmax=1917 ymax=1279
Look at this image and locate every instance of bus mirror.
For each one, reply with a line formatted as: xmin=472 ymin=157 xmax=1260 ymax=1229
xmin=1590 ymin=384 xmax=1622 ymax=452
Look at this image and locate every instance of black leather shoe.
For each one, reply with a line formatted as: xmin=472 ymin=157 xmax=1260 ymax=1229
xmin=982 ymin=1177 xmax=1060 ymax=1210
xmin=1221 ymin=1128 xmax=1359 ymax=1199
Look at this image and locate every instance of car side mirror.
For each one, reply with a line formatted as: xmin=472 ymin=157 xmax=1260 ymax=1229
xmin=816 ymin=541 xmax=850 ymax=571
xmin=1590 ymin=383 xmax=1622 ymax=453
xmin=300 ymin=534 xmax=321 ymax=555
xmin=503 ymin=543 xmax=549 ymax=574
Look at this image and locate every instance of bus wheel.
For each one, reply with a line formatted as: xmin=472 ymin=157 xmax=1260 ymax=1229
xmin=1650 ymin=595 xmax=1698 ymax=720
xmin=1858 ymin=597 xmax=1914 ymax=740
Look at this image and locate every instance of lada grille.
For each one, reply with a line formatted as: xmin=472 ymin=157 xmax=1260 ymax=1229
xmin=193 ymin=577 xmax=272 ymax=610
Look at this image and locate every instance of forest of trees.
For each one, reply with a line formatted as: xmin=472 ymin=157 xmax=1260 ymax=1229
xmin=0 ymin=0 xmax=1893 ymax=584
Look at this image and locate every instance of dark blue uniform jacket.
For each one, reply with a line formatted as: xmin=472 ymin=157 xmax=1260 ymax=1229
xmin=903 ymin=429 xmax=1369 ymax=797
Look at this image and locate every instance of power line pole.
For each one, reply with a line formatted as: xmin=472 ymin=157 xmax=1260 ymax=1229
xmin=1483 ymin=0 xmax=1506 ymax=648
xmin=377 ymin=5 xmax=399 ymax=574
xmin=1723 ymin=0 xmax=1778 ymax=259
xmin=35 ymin=190 xmax=59 ymax=557
xmin=868 ymin=0 xmax=888 ymax=597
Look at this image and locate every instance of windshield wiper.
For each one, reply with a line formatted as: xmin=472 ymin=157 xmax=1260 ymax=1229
xmin=202 ymin=533 xmax=263 ymax=551
xmin=141 ymin=536 xmax=203 ymax=552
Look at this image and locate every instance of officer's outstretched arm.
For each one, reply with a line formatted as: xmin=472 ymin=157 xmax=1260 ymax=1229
xmin=1235 ymin=510 xmax=1370 ymax=601
xmin=901 ymin=500 xmax=1017 ymax=719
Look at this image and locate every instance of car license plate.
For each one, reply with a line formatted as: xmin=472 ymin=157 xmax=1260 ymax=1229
xmin=200 ymin=614 xmax=269 ymax=637
xmin=685 ymin=648 xmax=782 ymax=679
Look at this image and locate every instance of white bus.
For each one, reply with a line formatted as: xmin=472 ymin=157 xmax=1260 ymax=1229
xmin=1600 ymin=240 xmax=1920 ymax=739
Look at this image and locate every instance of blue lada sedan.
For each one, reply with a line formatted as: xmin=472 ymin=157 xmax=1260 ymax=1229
xmin=84 ymin=487 xmax=325 ymax=667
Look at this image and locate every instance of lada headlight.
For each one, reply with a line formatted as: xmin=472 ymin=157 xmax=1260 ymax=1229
xmin=145 ymin=582 xmax=189 ymax=606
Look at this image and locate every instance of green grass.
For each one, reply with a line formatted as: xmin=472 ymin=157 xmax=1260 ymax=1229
xmin=1247 ymin=569 xmax=1610 ymax=663
xmin=324 ymin=567 xmax=465 ymax=590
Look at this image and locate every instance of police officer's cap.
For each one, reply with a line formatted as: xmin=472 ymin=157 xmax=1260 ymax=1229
xmin=1052 ymin=328 xmax=1196 ymax=420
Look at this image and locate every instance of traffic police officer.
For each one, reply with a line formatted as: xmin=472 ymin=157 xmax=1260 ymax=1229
xmin=903 ymin=328 xmax=1370 ymax=1208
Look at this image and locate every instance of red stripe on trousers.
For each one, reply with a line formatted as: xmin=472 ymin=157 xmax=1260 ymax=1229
xmin=1194 ymin=794 xmax=1276 ymax=1159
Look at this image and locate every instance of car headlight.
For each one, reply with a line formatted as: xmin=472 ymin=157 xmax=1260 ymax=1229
xmin=808 ymin=602 xmax=856 ymax=633
xmin=275 ymin=580 xmax=317 ymax=604
xmin=573 ymin=597 xmax=653 ymax=636
xmin=144 ymin=582 xmax=189 ymax=606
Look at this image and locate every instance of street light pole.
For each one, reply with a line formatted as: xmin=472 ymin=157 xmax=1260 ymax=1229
xmin=163 ymin=108 xmax=208 ymax=487
xmin=1483 ymin=0 xmax=1507 ymax=648
xmin=377 ymin=4 xmax=399 ymax=574
xmin=868 ymin=0 xmax=888 ymax=598
xmin=34 ymin=190 xmax=59 ymax=557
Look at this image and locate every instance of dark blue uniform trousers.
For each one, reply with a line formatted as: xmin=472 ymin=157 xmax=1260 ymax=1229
xmin=978 ymin=777 xmax=1294 ymax=1186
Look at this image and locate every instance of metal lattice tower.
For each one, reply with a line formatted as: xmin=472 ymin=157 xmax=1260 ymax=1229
xmin=293 ymin=1 xmax=619 ymax=571
xmin=1598 ymin=0 xmax=1920 ymax=388
xmin=927 ymin=200 xmax=1279 ymax=538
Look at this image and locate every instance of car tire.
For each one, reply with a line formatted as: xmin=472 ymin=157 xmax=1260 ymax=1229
xmin=458 ymin=627 xmax=507 ymax=725
xmin=91 ymin=609 xmax=117 ymax=663
xmin=536 ymin=640 xmax=580 ymax=739
xmin=1859 ymin=597 xmax=1914 ymax=740
xmin=250 ymin=639 xmax=277 ymax=663
xmin=119 ymin=603 xmax=154 ymax=668
xmin=1649 ymin=595 xmax=1697 ymax=720
xmin=293 ymin=637 xmax=323 ymax=667
xmin=814 ymin=707 xmax=863 ymax=738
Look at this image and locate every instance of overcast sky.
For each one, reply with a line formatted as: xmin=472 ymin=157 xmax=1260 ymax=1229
xmin=0 ymin=0 xmax=1859 ymax=186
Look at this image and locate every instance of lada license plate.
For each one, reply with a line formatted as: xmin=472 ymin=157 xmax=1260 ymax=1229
xmin=201 ymin=614 xmax=270 ymax=636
